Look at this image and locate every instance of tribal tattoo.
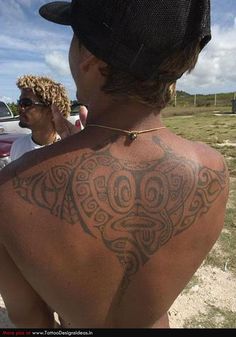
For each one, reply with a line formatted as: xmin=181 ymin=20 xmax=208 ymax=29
xmin=13 ymin=136 xmax=227 ymax=290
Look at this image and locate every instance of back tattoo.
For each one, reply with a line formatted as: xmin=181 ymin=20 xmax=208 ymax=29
xmin=13 ymin=136 xmax=227 ymax=290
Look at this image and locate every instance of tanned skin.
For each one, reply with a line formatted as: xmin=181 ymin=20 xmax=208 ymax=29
xmin=0 ymin=35 xmax=229 ymax=328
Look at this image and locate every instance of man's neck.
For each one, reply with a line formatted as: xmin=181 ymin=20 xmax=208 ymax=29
xmin=86 ymin=99 xmax=163 ymax=131
xmin=31 ymin=129 xmax=57 ymax=146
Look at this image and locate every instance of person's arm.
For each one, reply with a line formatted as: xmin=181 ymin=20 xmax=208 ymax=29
xmin=0 ymin=244 xmax=58 ymax=328
xmin=51 ymin=104 xmax=80 ymax=139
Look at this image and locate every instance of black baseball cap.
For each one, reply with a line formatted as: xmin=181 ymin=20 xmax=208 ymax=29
xmin=39 ymin=0 xmax=211 ymax=81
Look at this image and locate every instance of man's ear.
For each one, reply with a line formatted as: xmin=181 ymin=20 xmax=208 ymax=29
xmin=79 ymin=51 xmax=100 ymax=73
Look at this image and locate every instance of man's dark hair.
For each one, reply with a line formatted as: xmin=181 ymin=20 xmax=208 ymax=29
xmin=99 ymin=39 xmax=201 ymax=109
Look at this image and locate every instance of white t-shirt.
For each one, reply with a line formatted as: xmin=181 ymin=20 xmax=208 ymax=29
xmin=10 ymin=134 xmax=60 ymax=161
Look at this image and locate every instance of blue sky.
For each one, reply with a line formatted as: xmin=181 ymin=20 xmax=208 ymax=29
xmin=0 ymin=0 xmax=236 ymax=103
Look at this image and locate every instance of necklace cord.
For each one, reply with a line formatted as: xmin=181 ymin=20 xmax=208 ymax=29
xmin=86 ymin=124 xmax=166 ymax=137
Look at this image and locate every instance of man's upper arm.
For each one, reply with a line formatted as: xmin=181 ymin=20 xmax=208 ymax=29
xmin=0 ymin=244 xmax=55 ymax=327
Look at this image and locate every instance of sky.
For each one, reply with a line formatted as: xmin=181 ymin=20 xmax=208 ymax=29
xmin=0 ymin=0 xmax=236 ymax=103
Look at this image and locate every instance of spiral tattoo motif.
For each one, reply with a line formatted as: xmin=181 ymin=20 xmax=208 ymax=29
xmin=108 ymin=171 xmax=136 ymax=214
xmin=13 ymin=137 xmax=227 ymax=292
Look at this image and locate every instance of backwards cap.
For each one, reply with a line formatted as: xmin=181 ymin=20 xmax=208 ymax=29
xmin=39 ymin=0 xmax=211 ymax=80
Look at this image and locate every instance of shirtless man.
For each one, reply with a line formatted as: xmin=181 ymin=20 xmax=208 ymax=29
xmin=0 ymin=0 xmax=229 ymax=328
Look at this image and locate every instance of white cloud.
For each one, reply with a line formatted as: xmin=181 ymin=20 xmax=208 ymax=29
xmin=0 ymin=60 xmax=48 ymax=76
xmin=0 ymin=0 xmax=25 ymax=21
xmin=18 ymin=0 xmax=33 ymax=7
xmin=0 ymin=0 xmax=70 ymax=52
xmin=0 ymin=96 xmax=12 ymax=103
xmin=0 ymin=33 xmax=69 ymax=54
xmin=178 ymin=23 xmax=236 ymax=94
xmin=45 ymin=51 xmax=70 ymax=76
xmin=0 ymin=35 xmax=36 ymax=52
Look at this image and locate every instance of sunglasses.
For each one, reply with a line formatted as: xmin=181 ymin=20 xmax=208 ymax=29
xmin=17 ymin=98 xmax=47 ymax=108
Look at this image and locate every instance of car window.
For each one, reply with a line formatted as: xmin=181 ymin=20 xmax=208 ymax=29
xmin=0 ymin=102 xmax=11 ymax=118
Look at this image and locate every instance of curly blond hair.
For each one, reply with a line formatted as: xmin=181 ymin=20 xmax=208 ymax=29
xmin=17 ymin=75 xmax=71 ymax=118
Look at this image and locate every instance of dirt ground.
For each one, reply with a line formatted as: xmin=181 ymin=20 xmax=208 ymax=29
xmin=168 ymin=263 xmax=236 ymax=328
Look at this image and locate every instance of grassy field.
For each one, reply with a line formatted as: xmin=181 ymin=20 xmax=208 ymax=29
xmin=163 ymin=108 xmax=236 ymax=328
xmin=163 ymin=107 xmax=236 ymax=176
xmin=170 ymin=90 xmax=235 ymax=108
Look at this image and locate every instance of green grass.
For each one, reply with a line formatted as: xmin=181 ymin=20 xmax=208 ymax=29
xmin=163 ymin=105 xmax=233 ymax=117
xmin=204 ymin=222 xmax=236 ymax=276
xmin=163 ymin=114 xmax=236 ymax=143
xmin=168 ymin=90 xmax=235 ymax=109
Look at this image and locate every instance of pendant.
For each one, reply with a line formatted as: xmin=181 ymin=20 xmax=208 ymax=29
xmin=129 ymin=132 xmax=137 ymax=141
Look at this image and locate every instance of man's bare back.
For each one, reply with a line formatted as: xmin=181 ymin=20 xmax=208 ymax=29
xmin=0 ymin=126 xmax=228 ymax=328
xmin=0 ymin=0 xmax=229 ymax=329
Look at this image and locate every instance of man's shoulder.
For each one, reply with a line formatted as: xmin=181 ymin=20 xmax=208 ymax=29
xmin=192 ymin=140 xmax=227 ymax=171
xmin=13 ymin=133 xmax=31 ymax=143
xmin=11 ymin=133 xmax=31 ymax=149
xmin=184 ymin=140 xmax=229 ymax=194
xmin=187 ymin=140 xmax=229 ymax=211
xmin=160 ymin=135 xmax=229 ymax=206
xmin=153 ymin=133 xmax=227 ymax=174
xmin=10 ymin=134 xmax=31 ymax=160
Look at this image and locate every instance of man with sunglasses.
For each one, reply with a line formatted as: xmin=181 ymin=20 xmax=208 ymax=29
xmin=0 ymin=0 xmax=229 ymax=329
xmin=10 ymin=75 xmax=71 ymax=161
